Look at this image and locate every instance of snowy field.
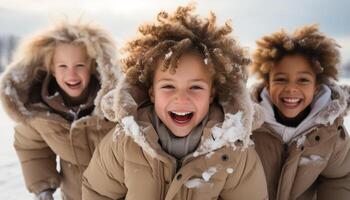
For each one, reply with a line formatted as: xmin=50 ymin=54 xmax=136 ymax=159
xmin=1 ymin=78 xmax=350 ymax=199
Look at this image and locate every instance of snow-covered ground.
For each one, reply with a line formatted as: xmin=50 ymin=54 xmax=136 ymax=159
xmin=1 ymin=78 xmax=350 ymax=199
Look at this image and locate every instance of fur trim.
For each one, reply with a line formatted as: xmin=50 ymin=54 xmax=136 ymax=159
xmin=250 ymin=81 xmax=350 ymax=126
xmin=193 ymin=112 xmax=253 ymax=157
xmin=0 ymin=22 xmax=121 ymax=123
xmin=104 ymin=67 xmax=264 ymax=158
xmin=121 ymin=116 xmax=157 ymax=158
xmin=316 ymin=82 xmax=350 ymax=125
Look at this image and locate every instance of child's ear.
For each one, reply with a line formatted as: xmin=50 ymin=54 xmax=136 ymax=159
xmin=210 ymin=87 xmax=216 ymax=103
xmin=149 ymin=86 xmax=155 ymax=103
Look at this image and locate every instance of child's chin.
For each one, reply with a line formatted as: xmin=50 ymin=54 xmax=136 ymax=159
xmin=282 ymin=111 xmax=300 ymax=118
xmin=171 ymin=129 xmax=192 ymax=137
xmin=67 ymin=93 xmax=82 ymax=98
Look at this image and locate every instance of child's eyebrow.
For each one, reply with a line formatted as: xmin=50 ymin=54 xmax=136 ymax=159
xmin=297 ymin=71 xmax=314 ymax=75
xmin=156 ymin=78 xmax=173 ymax=82
xmin=156 ymin=78 xmax=209 ymax=82
xmin=273 ymin=71 xmax=314 ymax=76
xmin=191 ymin=79 xmax=211 ymax=84
xmin=273 ymin=72 xmax=287 ymax=76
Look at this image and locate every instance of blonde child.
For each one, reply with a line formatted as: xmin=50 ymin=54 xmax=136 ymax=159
xmin=250 ymin=24 xmax=350 ymax=199
xmin=82 ymin=5 xmax=268 ymax=200
xmin=0 ymin=21 xmax=120 ymax=199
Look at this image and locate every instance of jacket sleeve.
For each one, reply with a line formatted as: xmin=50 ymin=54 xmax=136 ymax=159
xmin=317 ymin=124 xmax=350 ymax=200
xmin=14 ymin=123 xmax=60 ymax=194
xmin=82 ymin=128 xmax=127 ymax=200
xmin=219 ymin=147 xmax=269 ymax=200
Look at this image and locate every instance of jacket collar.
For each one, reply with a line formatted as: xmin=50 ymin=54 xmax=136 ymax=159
xmin=251 ymin=81 xmax=350 ymax=143
xmin=105 ymin=75 xmax=264 ymax=158
xmin=0 ymin=24 xmax=121 ymax=123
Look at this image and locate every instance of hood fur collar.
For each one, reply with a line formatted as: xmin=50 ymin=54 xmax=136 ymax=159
xmin=250 ymin=81 xmax=350 ymax=126
xmin=102 ymin=75 xmax=264 ymax=157
xmin=0 ymin=23 xmax=121 ymax=123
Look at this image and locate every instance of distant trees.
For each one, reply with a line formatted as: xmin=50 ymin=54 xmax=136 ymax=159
xmin=0 ymin=35 xmax=19 ymax=72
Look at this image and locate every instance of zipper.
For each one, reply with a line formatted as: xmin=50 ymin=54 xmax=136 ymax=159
xmin=276 ymin=127 xmax=319 ymax=199
xmin=69 ymin=126 xmax=83 ymax=173
xmin=84 ymin=124 xmax=93 ymax=157
xmin=159 ymin=161 xmax=165 ymax=200
xmin=282 ymin=143 xmax=289 ymax=164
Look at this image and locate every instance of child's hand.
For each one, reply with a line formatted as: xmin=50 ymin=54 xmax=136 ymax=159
xmin=34 ymin=189 xmax=55 ymax=200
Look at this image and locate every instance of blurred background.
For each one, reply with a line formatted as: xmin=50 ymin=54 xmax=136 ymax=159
xmin=0 ymin=0 xmax=349 ymax=73
xmin=0 ymin=0 xmax=349 ymax=199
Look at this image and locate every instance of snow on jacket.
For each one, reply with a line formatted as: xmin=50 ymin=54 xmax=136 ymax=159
xmin=0 ymin=22 xmax=120 ymax=200
xmin=251 ymin=82 xmax=350 ymax=200
xmin=82 ymin=70 xmax=268 ymax=200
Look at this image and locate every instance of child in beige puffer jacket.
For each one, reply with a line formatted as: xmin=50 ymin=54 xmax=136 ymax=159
xmin=250 ymin=24 xmax=350 ymax=200
xmin=82 ymin=4 xmax=268 ymax=200
xmin=0 ymin=21 xmax=120 ymax=200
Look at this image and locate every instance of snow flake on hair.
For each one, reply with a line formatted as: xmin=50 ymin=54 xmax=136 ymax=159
xmin=165 ymin=50 xmax=173 ymax=60
xmin=204 ymin=58 xmax=208 ymax=65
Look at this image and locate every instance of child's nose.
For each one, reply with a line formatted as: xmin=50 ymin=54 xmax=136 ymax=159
xmin=284 ymin=83 xmax=298 ymax=93
xmin=175 ymin=90 xmax=190 ymax=103
xmin=66 ymin=67 xmax=78 ymax=76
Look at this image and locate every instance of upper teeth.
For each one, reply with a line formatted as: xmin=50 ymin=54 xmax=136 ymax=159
xmin=283 ymin=98 xmax=300 ymax=103
xmin=172 ymin=111 xmax=191 ymax=116
xmin=67 ymin=82 xmax=79 ymax=85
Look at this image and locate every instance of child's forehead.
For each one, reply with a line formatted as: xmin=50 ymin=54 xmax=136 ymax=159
xmin=156 ymin=57 xmax=209 ymax=76
xmin=53 ymin=43 xmax=92 ymax=60
xmin=55 ymin=43 xmax=87 ymax=52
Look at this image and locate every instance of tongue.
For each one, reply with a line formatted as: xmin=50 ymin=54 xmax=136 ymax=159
xmin=171 ymin=113 xmax=192 ymax=123
xmin=174 ymin=115 xmax=190 ymax=122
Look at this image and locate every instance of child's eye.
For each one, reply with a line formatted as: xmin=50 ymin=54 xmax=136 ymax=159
xmin=161 ymin=85 xmax=174 ymax=89
xmin=273 ymin=78 xmax=287 ymax=83
xmin=190 ymin=85 xmax=203 ymax=90
xmin=76 ymin=64 xmax=86 ymax=68
xmin=58 ymin=64 xmax=67 ymax=68
xmin=298 ymin=78 xmax=311 ymax=84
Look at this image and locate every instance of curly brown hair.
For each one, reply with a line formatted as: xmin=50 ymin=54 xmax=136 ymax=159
xmin=121 ymin=4 xmax=250 ymax=101
xmin=251 ymin=24 xmax=340 ymax=84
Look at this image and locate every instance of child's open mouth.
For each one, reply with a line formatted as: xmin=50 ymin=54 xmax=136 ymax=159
xmin=65 ymin=81 xmax=81 ymax=89
xmin=281 ymin=97 xmax=302 ymax=108
xmin=169 ymin=111 xmax=193 ymax=124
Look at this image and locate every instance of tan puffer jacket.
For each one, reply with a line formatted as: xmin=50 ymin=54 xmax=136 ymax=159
xmin=251 ymin=82 xmax=350 ymax=200
xmin=0 ymin=22 xmax=121 ymax=200
xmin=82 ymin=71 xmax=268 ymax=200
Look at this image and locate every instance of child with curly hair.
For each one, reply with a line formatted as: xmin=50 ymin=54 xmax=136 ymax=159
xmin=0 ymin=21 xmax=120 ymax=199
xmin=250 ymin=24 xmax=350 ymax=200
xmin=82 ymin=4 xmax=268 ymax=200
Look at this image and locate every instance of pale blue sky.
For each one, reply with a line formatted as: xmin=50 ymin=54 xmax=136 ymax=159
xmin=0 ymin=0 xmax=349 ymax=63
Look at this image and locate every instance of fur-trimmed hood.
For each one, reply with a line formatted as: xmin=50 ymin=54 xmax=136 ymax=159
xmin=251 ymin=81 xmax=350 ymax=128
xmin=0 ymin=22 xmax=121 ymax=123
xmin=101 ymin=71 xmax=264 ymax=157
